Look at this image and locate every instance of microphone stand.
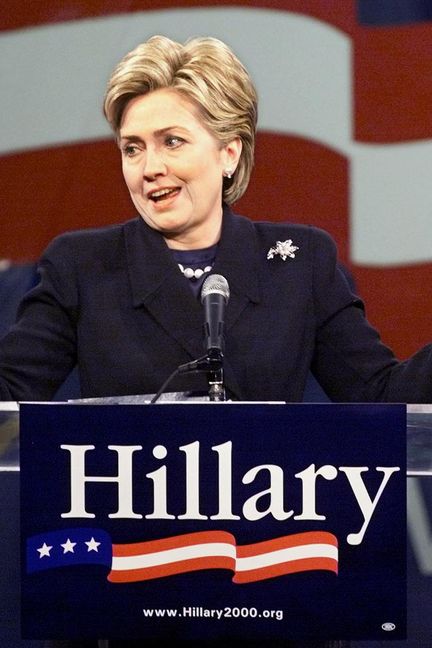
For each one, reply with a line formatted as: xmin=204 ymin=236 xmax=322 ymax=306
xmin=150 ymin=351 xmax=226 ymax=403
xmin=179 ymin=350 xmax=226 ymax=402
xmin=205 ymin=349 xmax=226 ymax=402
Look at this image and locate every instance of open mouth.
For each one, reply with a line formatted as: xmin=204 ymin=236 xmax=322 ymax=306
xmin=149 ymin=187 xmax=180 ymax=202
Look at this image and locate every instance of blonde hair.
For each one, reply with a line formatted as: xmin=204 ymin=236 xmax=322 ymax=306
xmin=103 ymin=35 xmax=258 ymax=204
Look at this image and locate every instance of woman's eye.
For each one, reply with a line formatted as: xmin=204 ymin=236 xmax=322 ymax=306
xmin=123 ymin=144 xmax=138 ymax=157
xmin=165 ymin=135 xmax=184 ymax=148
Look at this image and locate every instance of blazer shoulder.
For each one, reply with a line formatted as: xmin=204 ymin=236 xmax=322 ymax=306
xmin=47 ymin=217 xmax=137 ymax=245
xmin=41 ymin=218 xmax=138 ymax=260
xmin=246 ymin=218 xmax=338 ymax=255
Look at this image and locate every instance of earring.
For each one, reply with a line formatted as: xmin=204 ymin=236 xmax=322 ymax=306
xmin=224 ymin=169 xmax=234 ymax=179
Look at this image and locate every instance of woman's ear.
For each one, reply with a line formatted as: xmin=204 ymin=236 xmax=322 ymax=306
xmin=222 ymin=137 xmax=242 ymax=173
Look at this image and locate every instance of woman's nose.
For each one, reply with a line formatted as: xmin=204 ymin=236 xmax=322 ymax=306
xmin=143 ymin=148 xmax=167 ymax=180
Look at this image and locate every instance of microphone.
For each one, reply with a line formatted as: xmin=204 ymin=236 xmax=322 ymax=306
xmin=151 ymin=274 xmax=230 ymax=402
xmin=201 ymin=274 xmax=230 ymax=357
xmin=167 ymin=274 xmax=229 ymax=402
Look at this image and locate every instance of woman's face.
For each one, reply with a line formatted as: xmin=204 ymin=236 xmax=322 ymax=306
xmin=119 ymin=89 xmax=241 ymax=249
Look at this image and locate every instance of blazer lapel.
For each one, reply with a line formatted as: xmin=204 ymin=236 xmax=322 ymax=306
xmin=208 ymin=207 xmax=262 ymax=400
xmin=123 ymin=210 xmax=262 ymax=400
xmin=212 ymin=205 xmax=261 ymax=328
xmin=124 ymin=218 xmax=205 ymax=361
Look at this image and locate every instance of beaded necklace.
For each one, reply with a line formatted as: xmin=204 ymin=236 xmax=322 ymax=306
xmin=172 ymin=244 xmax=218 ymax=296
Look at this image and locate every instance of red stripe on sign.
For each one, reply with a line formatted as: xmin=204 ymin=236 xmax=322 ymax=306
xmin=233 ymin=557 xmax=339 ymax=583
xmin=108 ymin=556 xmax=236 ymax=583
xmin=112 ymin=531 xmax=236 ymax=557
xmin=237 ymin=531 xmax=338 ymax=557
xmin=108 ymin=531 xmax=338 ymax=584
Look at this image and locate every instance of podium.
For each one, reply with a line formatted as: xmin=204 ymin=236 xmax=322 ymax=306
xmin=1 ymin=401 xmax=431 ymax=646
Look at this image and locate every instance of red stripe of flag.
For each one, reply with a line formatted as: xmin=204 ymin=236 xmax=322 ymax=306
xmin=113 ymin=530 xmax=235 ymax=556
xmin=236 ymin=531 xmax=338 ymax=557
xmin=0 ymin=1 xmax=355 ymax=34
xmin=109 ymin=530 xmax=338 ymax=584
xmin=233 ymin=557 xmax=338 ymax=584
xmin=109 ymin=556 xmax=236 ymax=583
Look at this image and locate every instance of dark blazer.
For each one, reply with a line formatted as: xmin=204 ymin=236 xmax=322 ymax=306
xmin=1 ymin=207 xmax=431 ymax=402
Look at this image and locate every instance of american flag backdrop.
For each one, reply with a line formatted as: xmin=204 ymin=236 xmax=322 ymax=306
xmin=1 ymin=0 xmax=432 ymax=359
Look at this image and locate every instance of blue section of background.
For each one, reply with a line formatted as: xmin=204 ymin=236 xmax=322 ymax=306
xmin=358 ymin=0 xmax=432 ymax=25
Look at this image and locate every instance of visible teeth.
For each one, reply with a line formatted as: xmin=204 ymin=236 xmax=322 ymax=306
xmin=150 ymin=188 xmax=176 ymax=199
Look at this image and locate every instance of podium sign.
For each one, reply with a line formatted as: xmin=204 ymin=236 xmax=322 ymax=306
xmin=20 ymin=403 xmax=406 ymax=641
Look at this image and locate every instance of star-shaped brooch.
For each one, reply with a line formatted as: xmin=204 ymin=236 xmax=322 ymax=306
xmin=267 ymin=239 xmax=299 ymax=261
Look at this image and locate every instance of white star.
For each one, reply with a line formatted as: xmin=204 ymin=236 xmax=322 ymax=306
xmin=61 ymin=538 xmax=77 ymax=554
xmin=37 ymin=542 xmax=53 ymax=558
xmin=85 ymin=537 xmax=101 ymax=552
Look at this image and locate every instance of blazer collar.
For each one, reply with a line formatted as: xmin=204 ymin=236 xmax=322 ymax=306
xmin=124 ymin=206 xmax=261 ymax=308
xmin=123 ymin=207 xmax=262 ymax=400
xmin=213 ymin=204 xmax=261 ymax=305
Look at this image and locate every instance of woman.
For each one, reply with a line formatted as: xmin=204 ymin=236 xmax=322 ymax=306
xmin=0 ymin=34 xmax=421 ymax=648
xmin=1 ymin=34 xmax=431 ymax=405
